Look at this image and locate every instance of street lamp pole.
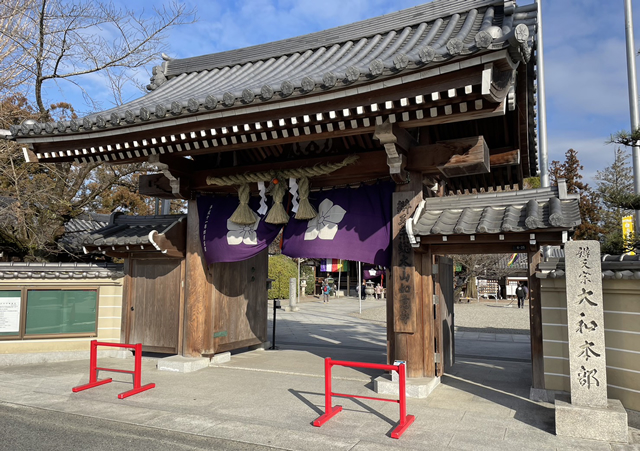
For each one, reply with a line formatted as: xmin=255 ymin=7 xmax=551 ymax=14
xmin=624 ymin=0 xmax=640 ymax=230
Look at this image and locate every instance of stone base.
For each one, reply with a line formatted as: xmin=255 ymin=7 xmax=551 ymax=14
xmin=374 ymin=374 xmax=440 ymax=399
xmin=248 ymin=342 xmax=269 ymax=351
xmin=530 ymin=387 xmax=554 ymax=403
xmin=209 ymin=352 xmax=231 ymax=365
xmin=555 ymin=395 xmax=628 ymax=443
xmin=283 ymin=306 xmax=299 ymax=312
xmin=156 ymin=355 xmax=210 ymax=373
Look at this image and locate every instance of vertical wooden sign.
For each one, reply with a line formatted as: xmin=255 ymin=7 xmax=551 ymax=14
xmin=392 ymin=191 xmax=417 ymax=333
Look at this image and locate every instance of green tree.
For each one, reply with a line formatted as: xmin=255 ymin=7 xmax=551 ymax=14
xmin=268 ymin=254 xmax=298 ymax=300
xmin=0 ymin=1 xmax=195 ymax=260
xmin=595 ymin=148 xmax=639 ymax=254
xmin=549 ymin=148 xmax=602 ymax=241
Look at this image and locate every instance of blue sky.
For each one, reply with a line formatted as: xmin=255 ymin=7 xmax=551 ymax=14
xmin=43 ymin=0 xmax=640 ymax=186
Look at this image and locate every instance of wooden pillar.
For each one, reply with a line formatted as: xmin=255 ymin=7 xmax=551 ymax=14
xmin=390 ymin=173 xmax=433 ymax=378
xmin=528 ymin=249 xmax=544 ymax=388
xmin=183 ymin=199 xmax=213 ymax=357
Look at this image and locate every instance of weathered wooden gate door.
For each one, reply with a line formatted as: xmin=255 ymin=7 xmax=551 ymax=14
xmin=211 ymin=251 xmax=268 ymax=353
xmin=434 ymin=256 xmax=455 ymax=375
xmin=129 ymin=259 xmax=183 ymax=353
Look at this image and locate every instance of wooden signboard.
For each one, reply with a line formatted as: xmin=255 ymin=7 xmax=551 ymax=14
xmin=392 ymin=191 xmax=418 ymax=333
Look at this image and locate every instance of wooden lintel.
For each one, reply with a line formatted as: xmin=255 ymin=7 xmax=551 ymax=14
xmin=437 ymin=136 xmax=490 ymax=177
xmin=193 ymin=151 xmax=389 ymax=191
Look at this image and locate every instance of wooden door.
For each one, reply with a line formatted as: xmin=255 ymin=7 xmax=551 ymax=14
xmin=434 ymin=255 xmax=455 ymax=375
xmin=129 ymin=258 xmax=183 ymax=353
xmin=211 ymin=250 xmax=268 ymax=353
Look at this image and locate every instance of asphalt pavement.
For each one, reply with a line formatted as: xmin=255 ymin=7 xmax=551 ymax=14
xmin=0 ymin=295 xmax=637 ymax=450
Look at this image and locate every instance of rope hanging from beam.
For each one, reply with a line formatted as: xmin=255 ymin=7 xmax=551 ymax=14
xmin=205 ymin=155 xmax=359 ymax=225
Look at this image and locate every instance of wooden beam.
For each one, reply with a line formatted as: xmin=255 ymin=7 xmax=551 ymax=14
xmin=409 ymin=137 xmax=519 ymax=175
xmin=437 ymin=136 xmax=490 ymax=177
xmin=490 ymin=148 xmax=520 ymax=167
xmin=192 ymin=151 xmax=389 ymax=191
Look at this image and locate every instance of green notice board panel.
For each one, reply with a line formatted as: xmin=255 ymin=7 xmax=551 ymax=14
xmin=26 ymin=290 xmax=97 ymax=335
xmin=0 ymin=291 xmax=21 ymax=336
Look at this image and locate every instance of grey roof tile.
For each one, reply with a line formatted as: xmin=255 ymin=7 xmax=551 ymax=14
xmin=412 ymin=187 xmax=581 ymax=237
xmin=11 ymin=0 xmax=536 ymax=139
xmin=0 ymin=262 xmax=123 ymax=279
xmin=81 ymin=214 xmax=186 ymax=247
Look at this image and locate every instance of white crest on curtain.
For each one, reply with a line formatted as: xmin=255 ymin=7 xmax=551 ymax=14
xmin=227 ymin=212 xmax=260 ymax=245
xmin=304 ymin=198 xmax=346 ymax=241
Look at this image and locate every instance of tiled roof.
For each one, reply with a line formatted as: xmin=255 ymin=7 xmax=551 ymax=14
xmin=58 ymin=213 xmax=111 ymax=254
xmin=81 ymin=214 xmax=186 ymax=247
xmin=407 ymin=181 xmax=580 ymax=242
xmin=10 ymin=0 xmax=536 ymax=139
xmin=0 ymin=262 xmax=123 ymax=279
xmin=538 ymin=255 xmax=640 ymax=280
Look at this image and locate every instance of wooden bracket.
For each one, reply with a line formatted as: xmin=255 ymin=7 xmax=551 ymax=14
xmin=147 ymin=155 xmax=191 ymax=198
xmin=373 ymin=120 xmax=418 ymax=184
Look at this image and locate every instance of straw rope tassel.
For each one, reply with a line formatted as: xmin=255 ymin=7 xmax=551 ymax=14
xmin=229 ymin=184 xmax=256 ymax=225
xmin=265 ymin=181 xmax=289 ymax=224
xmin=295 ymin=177 xmax=317 ymax=220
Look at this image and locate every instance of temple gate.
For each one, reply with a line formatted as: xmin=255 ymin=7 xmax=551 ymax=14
xmin=11 ymin=0 xmax=572 ymax=386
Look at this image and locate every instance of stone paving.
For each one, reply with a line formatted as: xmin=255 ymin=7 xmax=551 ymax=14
xmin=0 ymin=294 xmax=637 ymax=450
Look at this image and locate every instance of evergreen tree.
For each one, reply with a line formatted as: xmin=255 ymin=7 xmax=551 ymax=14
xmin=596 ymin=148 xmax=633 ymax=232
xmin=595 ymin=148 xmax=639 ymax=254
xmin=549 ymin=149 xmax=603 ymax=241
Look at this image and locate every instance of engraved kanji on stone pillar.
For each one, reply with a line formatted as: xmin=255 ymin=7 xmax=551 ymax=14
xmin=564 ymin=241 xmax=607 ymax=408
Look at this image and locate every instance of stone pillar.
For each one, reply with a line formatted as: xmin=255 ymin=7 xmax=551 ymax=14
xmin=285 ymin=277 xmax=299 ymax=312
xmin=555 ymin=241 xmax=628 ymax=443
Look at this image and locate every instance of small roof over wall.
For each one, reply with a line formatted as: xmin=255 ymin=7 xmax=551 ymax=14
xmin=81 ymin=214 xmax=187 ymax=259
xmin=0 ymin=262 xmax=123 ymax=279
xmin=539 ymin=255 xmax=640 ymax=280
xmin=407 ymin=180 xmax=581 ymax=253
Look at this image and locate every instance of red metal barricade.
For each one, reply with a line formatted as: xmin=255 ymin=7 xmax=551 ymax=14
xmin=313 ymin=357 xmax=415 ymax=439
xmin=72 ymin=340 xmax=155 ymax=399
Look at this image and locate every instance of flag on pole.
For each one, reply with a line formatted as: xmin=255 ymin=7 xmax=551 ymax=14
xmin=320 ymin=259 xmax=349 ymax=272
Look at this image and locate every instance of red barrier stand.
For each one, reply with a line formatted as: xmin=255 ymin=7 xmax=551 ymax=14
xmin=313 ymin=358 xmax=415 ymax=439
xmin=72 ymin=340 xmax=155 ymax=399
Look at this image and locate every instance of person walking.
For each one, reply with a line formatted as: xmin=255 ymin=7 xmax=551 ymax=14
xmin=515 ymin=281 xmax=528 ymax=309
xmin=322 ymin=283 xmax=330 ymax=303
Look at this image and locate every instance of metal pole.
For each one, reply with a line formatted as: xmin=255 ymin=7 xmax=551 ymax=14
xmin=624 ymin=0 xmax=640 ymax=230
xmin=324 ymin=357 xmax=332 ymax=412
xmin=337 ymin=260 xmax=342 ymax=299
xmin=358 ymin=261 xmax=362 ymax=314
xmin=535 ymin=0 xmax=549 ymax=188
xmin=297 ymin=259 xmax=301 ymax=303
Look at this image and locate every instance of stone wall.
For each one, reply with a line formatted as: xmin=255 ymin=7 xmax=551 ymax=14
xmin=541 ymin=277 xmax=640 ymax=411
